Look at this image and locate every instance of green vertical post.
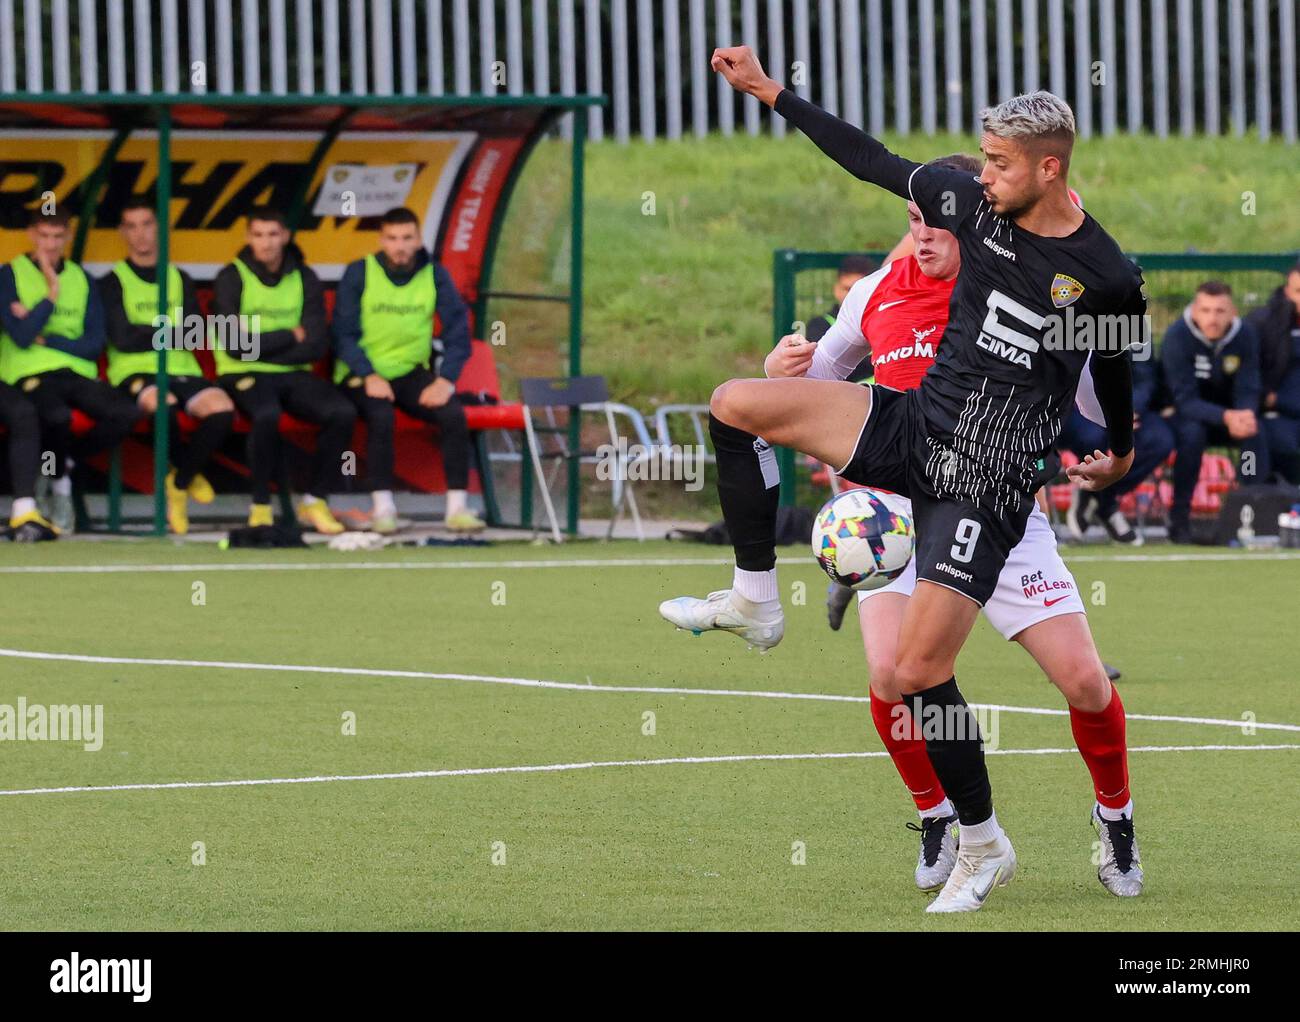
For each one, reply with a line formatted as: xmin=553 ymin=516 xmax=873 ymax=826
xmin=772 ymin=249 xmax=798 ymax=506
xmin=564 ymin=110 xmax=586 ymax=536
xmin=152 ymin=106 xmax=173 ymax=535
xmin=520 ymin=433 xmax=533 ymax=527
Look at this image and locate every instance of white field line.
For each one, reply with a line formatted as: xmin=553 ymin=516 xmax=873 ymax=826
xmin=0 ymin=557 xmax=735 ymax=574
xmin=1 ymin=550 xmax=1299 ymax=575
xmin=0 ymin=743 xmax=1295 ymax=798
xmin=2 ymin=647 xmax=1297 ymax=734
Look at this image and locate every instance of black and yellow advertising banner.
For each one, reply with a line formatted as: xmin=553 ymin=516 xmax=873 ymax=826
xmin=0 ymin=129 xmax=476 ymax=280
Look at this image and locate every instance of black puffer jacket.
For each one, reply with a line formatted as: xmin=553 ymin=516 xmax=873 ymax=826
xmin=1243 ymin=282 xmax=1300 ymax=398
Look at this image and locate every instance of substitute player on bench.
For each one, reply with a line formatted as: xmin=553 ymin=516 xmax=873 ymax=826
xmin=0 ymin=209 xmax=140 ymax=533
xmin=102 ymin=199 xmax=235 ymax=535
xmin=213 ymin=206 xmax=354 ymax=533
xmin=764 ymin=156 xmax=1140 ymax=899
xmin=333 ymin=207 xmax=484 ymax=533
xmin=663 ymin=48 xmax=1143 ymax=913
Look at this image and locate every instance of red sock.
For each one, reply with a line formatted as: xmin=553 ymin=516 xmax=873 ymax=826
xmin=870 ymin=692 xmax=947 ymax=812
xmin=1069 ymin=685 xmax=1131 ymax=811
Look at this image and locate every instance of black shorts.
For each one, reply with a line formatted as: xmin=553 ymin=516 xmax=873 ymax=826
xmin=836 ymin=385 xmax=1036 ymax=606
xmin=337 ymin=365 xmax=441 ymax=405
xmin=118 ymin=374 xmax=216 ymax=408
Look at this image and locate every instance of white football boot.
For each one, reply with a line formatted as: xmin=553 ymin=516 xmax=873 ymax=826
xmin=1091 ymin=804 xmax=1144 ymax=897
xmin=658 ymin=589 xmax=785 ymax=652
xmin=925 ymin=833 xmax=1017 ymax=913
xmin=908 ymin=814 xmax=960 ymax=893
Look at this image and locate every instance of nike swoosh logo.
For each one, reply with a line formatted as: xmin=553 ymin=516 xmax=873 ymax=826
xmin=972 ymin=866 xmax=1002 ymax=903
xmin=879 ymin=299 xmax=907 ymax=310
xmin=1043 ymin=595 xmax=1071 ymax=607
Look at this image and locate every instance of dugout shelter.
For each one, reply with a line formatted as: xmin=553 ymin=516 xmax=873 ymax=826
xmin=0 ymin=89 xmax=602 ymax=534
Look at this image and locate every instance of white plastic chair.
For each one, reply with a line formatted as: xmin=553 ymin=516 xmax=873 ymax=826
xmin=519 ymin=377 xmax=654 ymax=542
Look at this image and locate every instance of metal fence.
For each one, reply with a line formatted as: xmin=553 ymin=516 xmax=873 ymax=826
xmin=1 ymin=1 xmax=1298 ymax=142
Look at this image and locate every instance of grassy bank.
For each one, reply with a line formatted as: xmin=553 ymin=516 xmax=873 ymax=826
xmin=559 ymin=131 xmax=1299 ymax=404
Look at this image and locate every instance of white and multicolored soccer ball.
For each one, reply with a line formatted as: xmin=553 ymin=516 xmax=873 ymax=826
xmin=811 ymin=487 xmax=915 ymax=591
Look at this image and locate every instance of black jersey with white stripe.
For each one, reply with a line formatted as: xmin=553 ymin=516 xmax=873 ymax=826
xmin=774 ymin=89 xmax=1144 ymax=509
xmin=905 ymin=166 xmax=1145 ymax=507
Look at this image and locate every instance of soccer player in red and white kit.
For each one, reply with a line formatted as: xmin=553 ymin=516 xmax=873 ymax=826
xmin=763 ymin=156 xmax=1140 ymax=899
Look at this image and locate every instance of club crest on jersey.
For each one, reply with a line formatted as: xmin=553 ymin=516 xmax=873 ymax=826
xmin=1050 ymin=273 xmax=1085 ymax=308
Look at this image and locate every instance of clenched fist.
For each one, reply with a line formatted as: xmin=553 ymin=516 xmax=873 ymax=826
xmin=765 ymin=333 xmax=817 ymax=378
xmin=710 ymin=46 xmax=783 ymax=107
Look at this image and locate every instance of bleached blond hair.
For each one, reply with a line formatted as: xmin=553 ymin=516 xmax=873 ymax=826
xmin=981 ymin=91 xmax=1077 ymax=174
xmin=981 ymin=90 xmax=1077 ymax=139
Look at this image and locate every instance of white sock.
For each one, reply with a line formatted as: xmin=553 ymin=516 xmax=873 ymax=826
xmin=1097 ymin=799 xmax=1134 ymax=822
xmin=51 ymin=475 xmax=72 ymax=497
xmin=958 ymin=811 xmax=1004 ymax=846
xmin=299 ymin=493 xmax=319 ymax=506
xmin=732 ymin=566 xmax=779 ymax=604
xmin=372 ymin=490 xmax=396 ymax=518
xmin=445 ymin=489 xmax=468 ymax=517
xmin=919 ymin=797 xmax=956 ymax=821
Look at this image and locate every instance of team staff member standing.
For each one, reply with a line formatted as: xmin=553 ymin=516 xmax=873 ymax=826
xmin=213 ymin=206 xmax=354 ymax=533
xmin=333 ymin=206 xmax=484 ymax=533
xmin=0 ymin=209 xmax=140 ymax=533
xmin=101 ymin=199 xmax=235 ymax=535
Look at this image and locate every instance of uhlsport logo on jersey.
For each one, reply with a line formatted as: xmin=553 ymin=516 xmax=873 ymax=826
xmin=1050 ymin=273 xmax=1086 ymax=308
xmin=982 ymin=235 xmax=1016 ymax=261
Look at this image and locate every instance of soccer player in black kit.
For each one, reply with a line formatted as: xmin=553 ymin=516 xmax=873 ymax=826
xmin=661 ymin=46 xmax=1145 ymax=912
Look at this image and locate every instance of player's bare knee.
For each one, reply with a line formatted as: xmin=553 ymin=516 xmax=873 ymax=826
xmin=868 ymin=664 xmax=901 ymax=702
xmin=708 ymin=379 xmax=735 ymax=420
xmin=1051 ymin=656 xmax=1110 ymax=711
xmin=893 ymin=652 xmax=953 ymax=696
xmin=710 ymin=378 xmax=759 ymax=432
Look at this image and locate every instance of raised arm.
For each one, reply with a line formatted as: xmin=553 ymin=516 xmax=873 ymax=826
xmin=712 ymin=45 xmax=916 ymax=198
xmin=712 ymin=45 xmax=982 ymax=224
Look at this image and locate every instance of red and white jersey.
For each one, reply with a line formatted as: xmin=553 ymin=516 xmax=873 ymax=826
xmin=806 ymin=246 xmax=1108 ymax=429
xmin=808 ymin=255 xmax=954 ymax=391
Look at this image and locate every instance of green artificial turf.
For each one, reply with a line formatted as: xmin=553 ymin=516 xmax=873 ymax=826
xmin=0 ymin=539 xmax=1295 ymax=930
